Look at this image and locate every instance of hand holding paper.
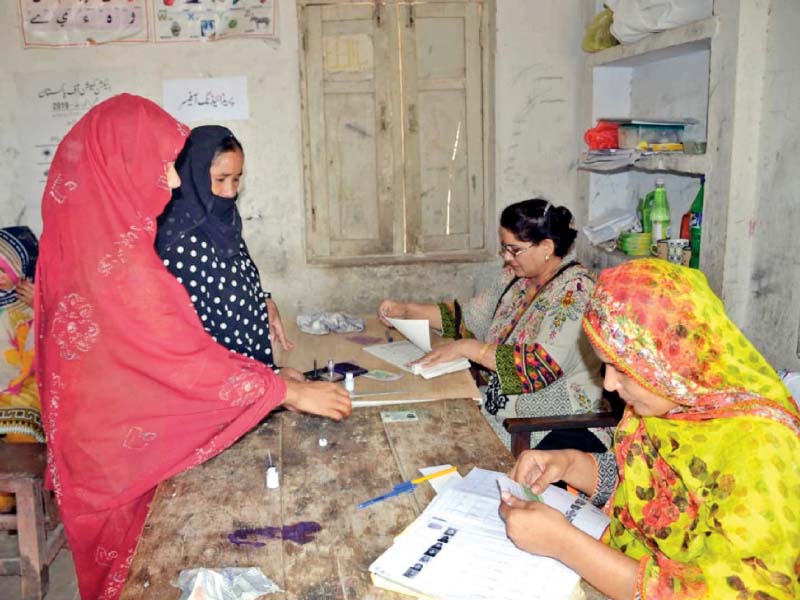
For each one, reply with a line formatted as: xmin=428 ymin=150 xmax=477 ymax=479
xmin=363 ymin=318 xmax=470 ymax=379
xmin=499 ymin=492 xmax=573 ymax=559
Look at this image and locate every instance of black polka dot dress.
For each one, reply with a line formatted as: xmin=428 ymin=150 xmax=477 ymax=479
xmin=160 ymin=230 xmax=275 ymax=367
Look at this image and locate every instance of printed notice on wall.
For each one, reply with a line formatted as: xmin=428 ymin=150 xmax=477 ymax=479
xmin=153 ymin=0 xmax=276 ymax=42
xmin=14 ymin=71 xmax=117 ymax=205
xmin=19 ymin=0 xmax=148 ymax=47
xmin=324 ymin=34 xmax=374 ymax=73
xmin=163 ymin=77 xmax=249 ymax=122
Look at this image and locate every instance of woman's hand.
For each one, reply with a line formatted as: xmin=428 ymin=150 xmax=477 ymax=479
xmin=510 ymin=449 xmax=599 ymax=496
xmin=510 ymin=449 xmax=573 ymax=494
xmin=499 ymin=492 xmax=573 ymax=558
xmin=413 ymin=339 xmax=474 ymax=368
xmin=266 ymin=298 xmax=295 ymax=351
xmin=501 ymin=492 xmax=638 ymax=600
xmin=377 ymin=299 xmax=407 ymax=326
xmin=16 ymin=279 xmax=34 ymax=307
xmin=282 ymin=380 xmax=352 ymax=421
xmin=277 ymin=367 xmax=306 ymax=383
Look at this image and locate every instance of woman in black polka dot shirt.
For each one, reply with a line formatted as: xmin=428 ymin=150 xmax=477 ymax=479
xmin=155 ymin=126 xmax=302 ymax=380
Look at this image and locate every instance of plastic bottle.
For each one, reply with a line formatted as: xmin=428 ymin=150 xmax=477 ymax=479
xmin=266 ymin=466 xmax=279 ymax=489
xmin=344 ymin=372 xmax=355 ymax=393
xmin=650 ymin=178 xmax=670 ymax=242
xmin=638 ymin=192 xmax=654 ymax=233
xmin=689 ymin=176 xmax=704 ymax=268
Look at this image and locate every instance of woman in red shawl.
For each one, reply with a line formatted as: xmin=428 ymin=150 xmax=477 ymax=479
xmin=35 ymin=94 xmax=351 ymax=600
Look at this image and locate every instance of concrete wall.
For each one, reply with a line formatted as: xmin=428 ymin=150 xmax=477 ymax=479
xmin=740 ymin=0 xmax=800 ymax=370
xmin=0 ymin=0 xmax=585 ymax=318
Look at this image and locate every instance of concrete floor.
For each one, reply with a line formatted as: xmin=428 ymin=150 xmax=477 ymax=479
xmin=0 ymin=532 xmax=78 ymax=600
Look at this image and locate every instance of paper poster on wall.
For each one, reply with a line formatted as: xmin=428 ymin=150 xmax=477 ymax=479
xmin=14 ymin=71 xmax=118 ymax=205
xmin=19 ymin=0 xmax=148 ymax=47
xmin=324 ymin=34 xmax=374 ymax=73
xmin=153 ymin=0 xmax=276 ymax=42
xmin=163 ymin=77 xmax=249 ymax=122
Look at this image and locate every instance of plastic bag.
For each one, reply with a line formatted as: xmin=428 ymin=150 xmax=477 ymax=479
xmin=584 ymin=120 xmax=620 ymax=150
xmin=296 ymin=312 xmax=365 ymax=335
xmin=173 ymin=567 xmax=281 ymax=600
xmin=583 ymin=8 xmax=619 ymax=52
xmin=582 ymin=209 xmax=637 ymax=246
xmin=605 ymin=0 xmax=712 ymax=44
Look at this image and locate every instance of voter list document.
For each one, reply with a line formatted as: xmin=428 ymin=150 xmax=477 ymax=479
xmin=369 ymin=468 xmax=609 ymax=600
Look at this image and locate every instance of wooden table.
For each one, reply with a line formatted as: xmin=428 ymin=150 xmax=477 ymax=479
xmin=120 ymin=399 xmax=516 ymax=599
xmin=275 ymin=315 xmax=481 ymax=405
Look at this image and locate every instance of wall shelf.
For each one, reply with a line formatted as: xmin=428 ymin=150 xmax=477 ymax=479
xmin=579 ymin=11 xmax=718 ymax=277
xmin=632 ymin=153 xmax=708 ymax=175
xmin=586 ymin=16 xmax=717 ymax=67
xmin=579 ymin=153 xmax=708 ymax=176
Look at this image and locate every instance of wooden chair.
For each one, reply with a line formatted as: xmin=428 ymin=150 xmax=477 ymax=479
xmin=0 ymin=443 xmax=66 ymax=600
xmin=503 ymin=390 xmax=624 ymax=458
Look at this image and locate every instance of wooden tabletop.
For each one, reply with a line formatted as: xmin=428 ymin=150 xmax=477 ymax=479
xmin=120 ymin=399 xmax=516 ymax=599
xmin=275 ymin=315 xmax=481 ymax=405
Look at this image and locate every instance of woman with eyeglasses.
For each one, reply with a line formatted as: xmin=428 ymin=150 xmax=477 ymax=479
xmin=378 ymin=198 xmax=608 ymax=453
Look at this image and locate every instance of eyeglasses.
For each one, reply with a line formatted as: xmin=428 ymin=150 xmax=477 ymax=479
xmin=498 ymin=243 xmax=536 ymax=258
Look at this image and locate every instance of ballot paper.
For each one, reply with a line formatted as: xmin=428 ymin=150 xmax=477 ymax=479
xmin=369 ymin=468 xmax=610 ymax=600
xmin=363 ymin=318 xmax=470 ymax=379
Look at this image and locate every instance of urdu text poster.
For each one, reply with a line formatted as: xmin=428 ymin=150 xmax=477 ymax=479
xmin=19 ymin=0 xmax=148 ymax=47
xmin=15 ymin=71 xmax=118 ymax=206
xmin=163 ymin=76 xmax=250 ymax=122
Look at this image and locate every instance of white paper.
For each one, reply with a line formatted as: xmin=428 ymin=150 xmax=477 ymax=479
xmin=370 ymin=468 xmax=605 ymax=600
xmin=362 ymin=341 xmax=470 ymax=380
xmin=386 ymin=317 xmax=432 ymax=351
xmin=418 ymin=464 xmax=462 ymax=495
xmin=351 ymin=397 xmax=439 ymax=409
xmin=163 ymin=77 xmax=249 ymax=123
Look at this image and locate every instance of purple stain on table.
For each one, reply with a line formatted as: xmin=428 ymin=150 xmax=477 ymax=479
xmin=228 ymin=521 xmax=322 ymax=547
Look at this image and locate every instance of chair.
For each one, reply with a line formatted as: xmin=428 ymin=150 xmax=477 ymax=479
xmin=503 ymin=390 xmax=624 ymax=458
xmin=0 ymin=443 xmax=66 ymax=600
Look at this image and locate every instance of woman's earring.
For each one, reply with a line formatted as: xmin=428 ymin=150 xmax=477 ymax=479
xmin=545 ymin=254 xmax=550 ymax=261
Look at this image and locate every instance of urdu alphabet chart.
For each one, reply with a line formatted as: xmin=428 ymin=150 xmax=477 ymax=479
xmin=19 ymin=0 xmax=148 ymax=47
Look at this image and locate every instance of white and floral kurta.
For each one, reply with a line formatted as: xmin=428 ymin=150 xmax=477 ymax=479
xmin=441 ymin=255 xmax=609 ymax=449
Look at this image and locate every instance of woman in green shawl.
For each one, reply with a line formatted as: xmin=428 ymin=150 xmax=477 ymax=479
xmin=500 ymin=258 xmax=800 ymax=599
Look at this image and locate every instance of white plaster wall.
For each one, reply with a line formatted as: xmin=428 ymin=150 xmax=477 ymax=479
xmin=0 ymin=0 xmax=585 ymax=317
xmin=494 ymin=1 xmax=583 ymax=215
xmin=741 ymin=0 xmax=800 ymax=370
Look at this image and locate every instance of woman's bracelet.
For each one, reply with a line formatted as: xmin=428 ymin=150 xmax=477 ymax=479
xmin=476 ymin=343 xmax=492 ymax=363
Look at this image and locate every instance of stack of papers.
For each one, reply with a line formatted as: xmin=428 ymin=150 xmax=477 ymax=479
xmin=369 ymin=468 xmax=610 ymax=600
xmin=364 ymin=318 xmax=470 ymax=380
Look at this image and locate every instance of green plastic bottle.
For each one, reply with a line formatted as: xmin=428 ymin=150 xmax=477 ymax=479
xmin=639 ymin=192 xmax=654 ymax=233
xmin=650 ymin=178 xmax=670 ymax=242
xmin=689 ymin=177 xmax=704 ymax=268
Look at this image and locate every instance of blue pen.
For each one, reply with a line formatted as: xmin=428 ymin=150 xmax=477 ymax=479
xmin=357 ymin=483 xmax=416 ymax=510
xmin=356 ymin=466 xmax=457 ymax=509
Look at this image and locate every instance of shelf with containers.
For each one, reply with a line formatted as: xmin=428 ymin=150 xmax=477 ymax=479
xmin=576 ymin=14 xmax=718 ymax=275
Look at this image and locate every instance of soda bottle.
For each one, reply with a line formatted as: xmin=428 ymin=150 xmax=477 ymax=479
xmin=689 ymin=177 xmax=704 ymax=268
xmin=650 ymin=178 xmax=670 ymax=242
xmin=638 ymin=192 xmax=654 ymax=233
